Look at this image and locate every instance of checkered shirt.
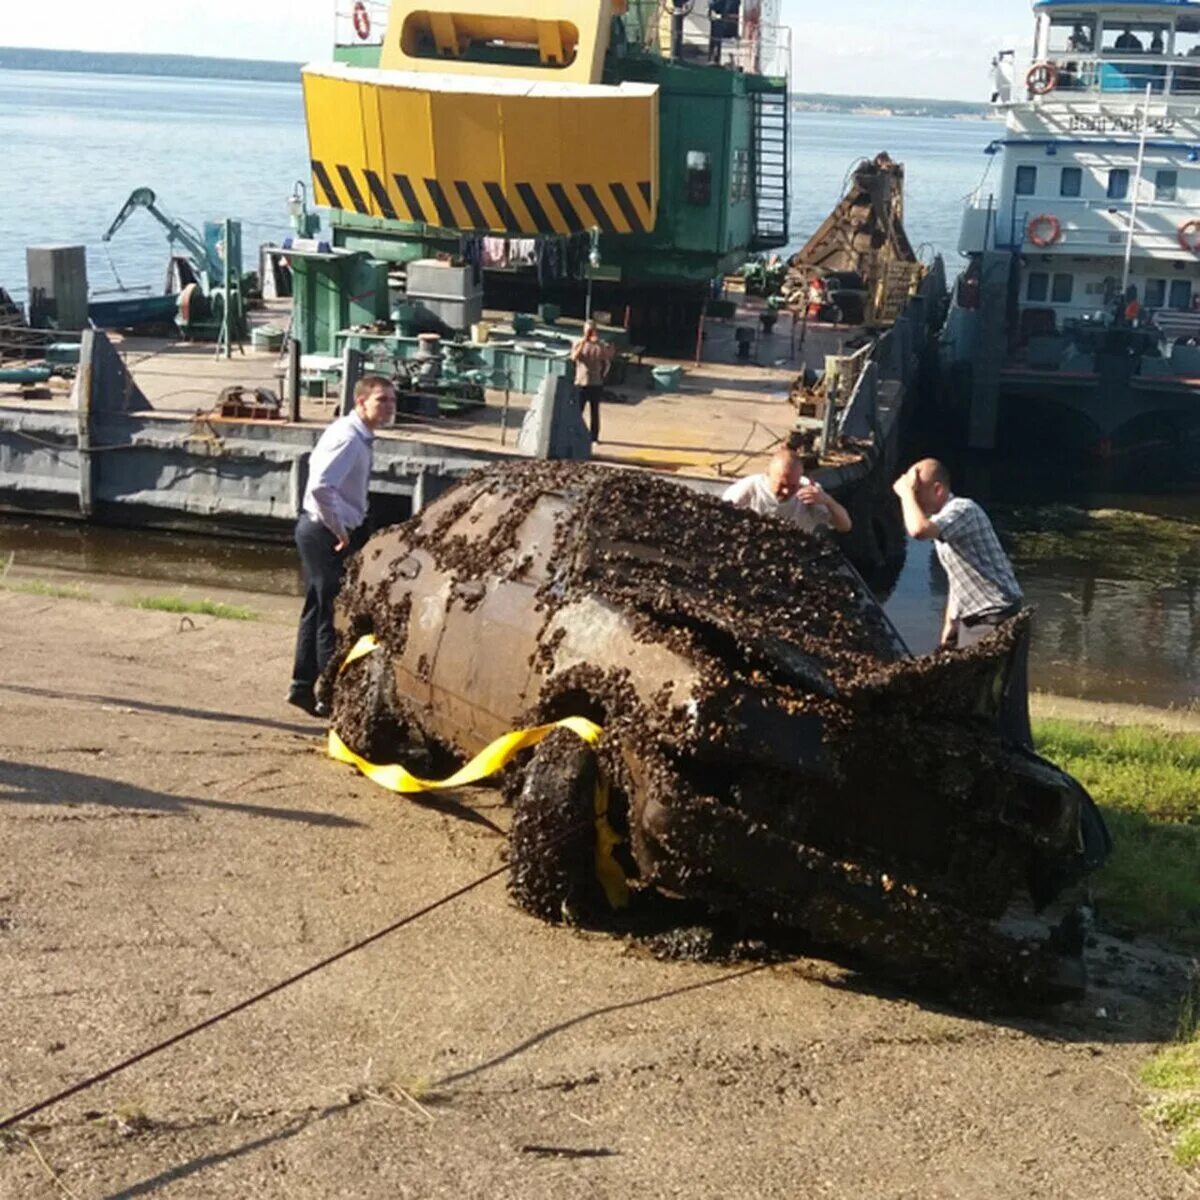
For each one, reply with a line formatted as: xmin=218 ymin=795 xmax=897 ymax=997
xmin=931 ymin=496 xmax=1022 ymax=621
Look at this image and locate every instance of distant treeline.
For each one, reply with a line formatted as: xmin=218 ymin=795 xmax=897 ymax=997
xmin=0 ymin=48 xmax=989 ymax=114
xmin=792 ymin=92 xmax=990 ymax=119
xmin=0 ymin=46 xmax=302 ymax=83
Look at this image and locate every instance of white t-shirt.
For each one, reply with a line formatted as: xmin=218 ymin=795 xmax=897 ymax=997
xmin=721 ymin=473 xmax=833 ymax=533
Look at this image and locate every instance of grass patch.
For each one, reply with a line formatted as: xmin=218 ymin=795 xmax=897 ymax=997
xmin=128 ymin=595 xmax=259 ymax=621
xmin=1142 ymin=977 xmax=1200 ymax=1168
xmin=0 ymin=578 xmax=95 ymax=601
xmin=1033 ymin=717 xmax=1200 ymax=946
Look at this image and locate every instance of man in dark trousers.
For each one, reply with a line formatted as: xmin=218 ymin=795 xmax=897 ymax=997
xmin=287 ymin=374 xmax=396 ymax=717
xmin=893 ymin=458 xmax=1032 ymax=747
xmin=569 ymin=320 xmax=613 ymax=442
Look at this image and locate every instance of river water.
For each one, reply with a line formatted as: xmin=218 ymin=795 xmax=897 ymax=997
xmin=0 ymin=70 xmax=1196 ymax=708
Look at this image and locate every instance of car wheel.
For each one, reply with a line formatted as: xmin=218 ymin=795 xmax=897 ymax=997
xmin=508 ymin=728 xmax=601 ymax=923
xmin=330 ymin=645 xmax=415 ymax=766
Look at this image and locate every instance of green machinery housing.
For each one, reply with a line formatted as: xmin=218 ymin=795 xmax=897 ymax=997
xmin=295 ymin=0 xmax=790 ymax=347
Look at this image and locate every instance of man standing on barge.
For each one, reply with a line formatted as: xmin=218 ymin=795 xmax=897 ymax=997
xmin=287 ymin=375 xmax=396 ymax=718
xmin=892 ymin=458 xmax=1032 ymax=747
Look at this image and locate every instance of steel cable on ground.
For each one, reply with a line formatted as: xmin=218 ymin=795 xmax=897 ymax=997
xmin=0 ymin=854 xmax=523 ymax=1132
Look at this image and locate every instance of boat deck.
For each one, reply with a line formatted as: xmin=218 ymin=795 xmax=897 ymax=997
xmin=1 ymin=298 xmax=870 ymax=485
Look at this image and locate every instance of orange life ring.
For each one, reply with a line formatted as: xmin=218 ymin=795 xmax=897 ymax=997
xmin=352 ymin=0 xmax=371 ymax=40
xmin=1178 ymin=219 xmax=1200 ymax=253
xmin=1027 ymin=213 xmax=1062 ymax=247
xmin=1026 ymin=62 xmax=1059 ymax=96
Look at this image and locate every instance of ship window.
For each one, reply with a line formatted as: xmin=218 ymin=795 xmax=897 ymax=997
xmin=1170 ymin=279 xmax=1193 ymax=309
xmin=685 ymin=150 xmax=712 ymax=206
xmin=1176 ymin=18 xmax=1200 ymax=59
xmin=1156 ymin=169 xmax=1178 ymax=201
xmin=1015 ymin=165 xmax=1037 ymax=196
xmin=1100 ymin=22 xmax=1167 ymax=56
xmin=1051 ymin=273 xmax=1074 ymax=303
xmin=400 ymin=12 xmax=579 ymax=69
xmin=1047 ymin=18 xmax=1095 ymax=56
xmin=1060 ymin=167 xmax=1082 ymax=197
xmin=1145 ymin=278 xmax=1167 ymax=308
xmin=1027 ymin=271 xmax=1049 ymax=302
xmin=1107 ymin=169 xmax=1130 ymax=199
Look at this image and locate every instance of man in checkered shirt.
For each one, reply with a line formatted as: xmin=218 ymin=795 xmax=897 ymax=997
xmin=893 ymin=458 xmax=1031 ymax=747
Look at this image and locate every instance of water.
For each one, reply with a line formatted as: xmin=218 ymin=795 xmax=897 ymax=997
xmin=787 ymin=112 xmax=997 ymax=261
xmin=0 ymin=69 xmax=309 ymax=300
xmin=0 ymin=70 xmax=1195 ymax=709
xmin=882 ymin=501 xmax=1200 ymax=709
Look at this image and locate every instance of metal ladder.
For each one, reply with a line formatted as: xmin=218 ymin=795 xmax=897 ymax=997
xmin=751 ymin=89 xmax=789 ymax=250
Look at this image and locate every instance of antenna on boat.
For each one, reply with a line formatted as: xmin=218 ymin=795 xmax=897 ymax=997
xmin=1121 ymin=84 xmax=1154 ymax=295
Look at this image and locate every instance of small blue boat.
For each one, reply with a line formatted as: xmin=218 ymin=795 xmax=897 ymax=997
xmin=87 ymin=292 xmax=179 ymax=330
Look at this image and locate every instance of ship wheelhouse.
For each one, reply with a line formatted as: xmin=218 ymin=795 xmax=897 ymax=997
xmin=962 ymin=0 xmax=1200 ymax=346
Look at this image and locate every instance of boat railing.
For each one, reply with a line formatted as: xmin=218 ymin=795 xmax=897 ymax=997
xmin=646 ymin=17 xmax=792 ymax=78
xmin=962 ymin=186 xmax=1200 ymax=257
xmin=1013 ymin=52 xmax=1200 ymax=103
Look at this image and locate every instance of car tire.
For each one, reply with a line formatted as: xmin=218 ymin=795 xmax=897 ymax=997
xmin=330 ymin=644 xmax=415 ymax=766
xmin=508 ymin=728 xmax=600 ymax=923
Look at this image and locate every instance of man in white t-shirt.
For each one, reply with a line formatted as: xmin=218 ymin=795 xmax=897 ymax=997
xmin=722 ymin=448 xmax=852 ymax=534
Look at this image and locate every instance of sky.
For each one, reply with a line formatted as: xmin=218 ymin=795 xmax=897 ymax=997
xmin=2 ymin=0 xmax=1039 ymax=101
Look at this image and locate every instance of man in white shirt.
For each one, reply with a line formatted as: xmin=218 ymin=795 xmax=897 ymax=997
xmin=722 ymin=447 xmax=852 ymax=534
xmin=288 ymin=375 xmax=396 ymax=717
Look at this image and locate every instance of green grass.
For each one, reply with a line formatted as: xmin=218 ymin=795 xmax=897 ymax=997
xmin=1033 ymin=717 xmax=1200 ymax=947
xmin=0 ymin=578 xmax=95 ymax=601
xmin=129 ymin=595 xmax=259 ymax=621
xmin=1042 ymin=715 xmax=1200 ymax=1171
xmin=1142 ymin=978 xmax=1200 ymax=1167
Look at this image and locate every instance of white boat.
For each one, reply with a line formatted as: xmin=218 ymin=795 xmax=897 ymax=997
xmin=943 ymin=0 xmax=1200 ymax=476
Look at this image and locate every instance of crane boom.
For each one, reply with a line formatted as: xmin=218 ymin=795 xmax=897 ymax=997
xmin=102 ymin=187 xmax=219 ymax=283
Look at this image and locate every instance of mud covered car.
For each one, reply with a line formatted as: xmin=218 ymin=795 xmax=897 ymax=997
xmin=327 ymin=462 xmax=1111 ymax=998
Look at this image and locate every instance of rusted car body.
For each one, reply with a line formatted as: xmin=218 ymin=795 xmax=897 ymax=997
xmin=329 ymin=462 xmax=1110 ymax=997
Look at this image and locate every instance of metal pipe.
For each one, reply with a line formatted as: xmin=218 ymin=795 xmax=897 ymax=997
xmin=286 ymin=337 xmax=301 ymax=422
xmin=0 ymin=366 xmax=52 ymax=383
xmin=1121 ymin=84 xmax=1154 ymax=297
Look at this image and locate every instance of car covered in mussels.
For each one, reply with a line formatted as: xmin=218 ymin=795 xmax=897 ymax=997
xmin=328 ymin=462 xmax=1111 ymax=998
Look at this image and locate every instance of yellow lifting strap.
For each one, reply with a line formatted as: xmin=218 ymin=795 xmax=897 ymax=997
xmin=327 ymin=635 xmax=630 ymax=908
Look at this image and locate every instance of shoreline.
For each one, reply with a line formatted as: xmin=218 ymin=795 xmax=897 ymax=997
xmin=1030 ymin=692 xmax=1200 ymax=735
xmin=3 ymin=574 xmax=1196 ymax=734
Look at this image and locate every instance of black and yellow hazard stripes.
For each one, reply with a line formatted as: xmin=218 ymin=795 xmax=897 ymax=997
xmin=303 ymin=66 xmax=658 ymax=237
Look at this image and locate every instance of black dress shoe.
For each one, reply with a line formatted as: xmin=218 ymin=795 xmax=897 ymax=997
xmin=286 ymin=684 xmax=319 ymax=716
xmin=313 ymin=699 xmax=331 ymax=719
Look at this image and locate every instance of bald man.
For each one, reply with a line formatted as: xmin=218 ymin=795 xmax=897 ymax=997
xmin=893 ymin=457 xmax=1031 ymax=746
xmin=722 ymin=448 xmax=852 ymax=535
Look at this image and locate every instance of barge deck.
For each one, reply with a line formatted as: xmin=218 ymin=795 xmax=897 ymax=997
xmin=0 ymin=269 xmax=943 ymax=571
